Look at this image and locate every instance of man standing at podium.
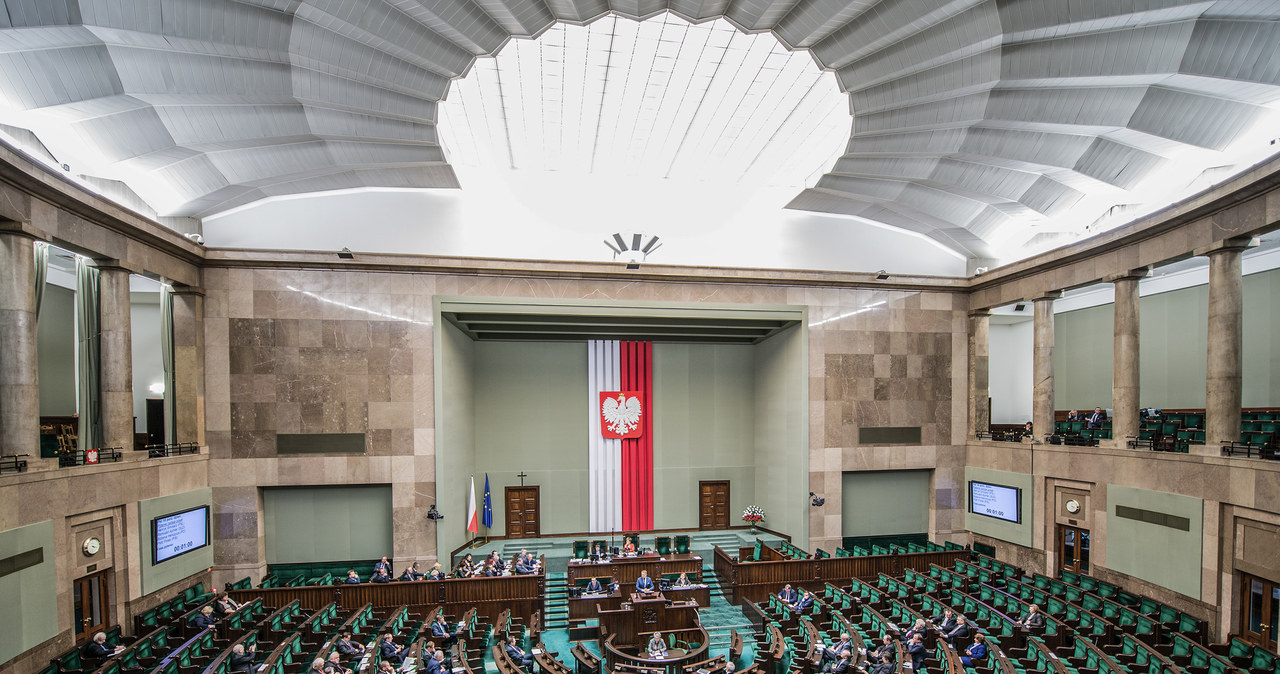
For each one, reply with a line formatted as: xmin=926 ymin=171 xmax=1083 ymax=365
xmin=636 ymin=570 xmax=656 ymax=593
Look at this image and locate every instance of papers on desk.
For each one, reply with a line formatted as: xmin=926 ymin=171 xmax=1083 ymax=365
xmin=532 ymin=649 xmax=543 ymax=655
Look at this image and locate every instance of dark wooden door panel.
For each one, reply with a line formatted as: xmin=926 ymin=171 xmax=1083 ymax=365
xmin=506 ymin=486 xmax=540 ymax=538
xmin=699 ymin=481 xmax=730 ymax=530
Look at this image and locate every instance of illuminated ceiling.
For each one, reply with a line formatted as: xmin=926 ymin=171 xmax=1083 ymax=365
xmin=1 ymin=0 xmax=1279 ymax=267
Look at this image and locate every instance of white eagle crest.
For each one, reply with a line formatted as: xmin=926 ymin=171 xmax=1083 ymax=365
xmin=603 ymin=393 xmax=642 ymax=435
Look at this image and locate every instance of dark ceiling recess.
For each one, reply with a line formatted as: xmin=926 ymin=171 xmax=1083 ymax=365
xmin=443 ymin=312 xmax=798 ymax=344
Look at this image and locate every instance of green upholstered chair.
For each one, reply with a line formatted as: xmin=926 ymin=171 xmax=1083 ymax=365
xmin=654 ymin=537 xmax=671 ymax=555
xmin=674 ymin=535 xmax=690 ymax=554
xmin=592 ymin=539 xmax=607 ymax=554
xmin=574 ymin=540 xmax=590 ymax=559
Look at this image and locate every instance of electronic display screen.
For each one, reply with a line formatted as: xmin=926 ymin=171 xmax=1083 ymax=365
xmin=968 ymin=481 xmax=1021 ymax=524
xmin=152 ymin=505 xmax=209 ymax=564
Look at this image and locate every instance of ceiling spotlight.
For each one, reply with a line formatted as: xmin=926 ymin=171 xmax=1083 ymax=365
xmin=604 ymin=233 xmax=662 ymax=270
xmin=874 ymin=270 xmax=889 ymax=281
xmin=338 ymin=247 xmax=355 ymax=260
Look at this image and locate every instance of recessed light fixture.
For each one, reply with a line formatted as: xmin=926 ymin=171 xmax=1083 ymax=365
xmin=338 ymin=248 xmax=355 ymax=260
xmin=874 ymin=270 xmax=889 ymax=281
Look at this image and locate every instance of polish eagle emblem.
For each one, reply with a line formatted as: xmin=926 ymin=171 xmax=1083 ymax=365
xmin=600 ymin=391 xmax=643 ymax=439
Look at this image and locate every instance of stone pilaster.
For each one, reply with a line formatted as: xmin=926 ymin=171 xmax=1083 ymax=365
xmin=1109 ymin=270 xmax=1147 ymax=446
xmin=968 ymin=309 xmax=991 ymax=438
xmin=95 ymin=260 xmax=135 ymax=451
xmin=1032 ymin=292 xmax=1062 ymax=443
xmin=0 ymin=220 xmax=46 ymax=457
xmin=1199 ymin=238 xmax=1256 ymax=454
xmin=171 ymin=285 xmax=205 ymax=446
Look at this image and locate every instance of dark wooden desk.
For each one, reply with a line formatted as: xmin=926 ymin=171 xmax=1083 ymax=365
xmin=570 ymin=585 xmax=710 ymax=621
xmin=567 ymin=554 xmax=703 ymax=586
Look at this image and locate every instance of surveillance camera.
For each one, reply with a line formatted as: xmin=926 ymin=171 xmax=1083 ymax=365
xmin=184 ymin=233 xmax=205 ymax=246
xmin=427 ymin=505 xmax=444 ymax=520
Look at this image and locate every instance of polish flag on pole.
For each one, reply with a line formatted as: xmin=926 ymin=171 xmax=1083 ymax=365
xmin=466 ymin=476 xmax=479 ymax=534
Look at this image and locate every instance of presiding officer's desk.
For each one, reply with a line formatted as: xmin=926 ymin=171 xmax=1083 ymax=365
xmin=568 ymin=584 xmax=710 ymax=620
xmin=567 ymin=552 xmax=702 ymax=585
xmin=599 ymin=592 xmax=708 ymax=674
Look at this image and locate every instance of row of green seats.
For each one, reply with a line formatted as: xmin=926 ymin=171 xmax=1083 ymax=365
xmin=974 ymin=553 xmax=1019 ymax=579
xmin=134 ymin=582 xmax=212 ymax=632
xmin=875 ymin=573 xmax=911 ymax=601
xmin=902 ymin=568 xmax=940 ymax=594
xmin=927 ymin=563 xmax=968 ymax=590
xmin=1168 ymin=633 xmax=1235 ymax=674
xmin=1221 ymin=636 xmax=1280 ymax=674
xmin=970 ymin=581 xmax=1065 ymax=642
xmin=848 ymin=577 xmax=884 ymax=605
xmin=261 ymin=600 xmax=305 ymax=635
xmin=954 ymin=559 xmax=999 ymax=586
xmin=1059 ymin=569 xmax=1204 ymax=638
xmin=207 ymin=632 xmax=260 ymax=674
xmin=229 ymin=576 xmax=253 ymax=590
xmin=259 ymin=633 xmax=304 ymax=674
xmin=1063 ymin=634 xmax=1125 ymax=674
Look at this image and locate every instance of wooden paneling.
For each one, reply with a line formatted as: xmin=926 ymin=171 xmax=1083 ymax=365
xmin=506 ymin=486 xmax=540 ymax=538
xmin=567 ymin=554 xmax=703 ymax=585
xmin=225 ymin=573 xmax=544 ymax=625
xmin=712 ymin=547 xmax=967 ymax=605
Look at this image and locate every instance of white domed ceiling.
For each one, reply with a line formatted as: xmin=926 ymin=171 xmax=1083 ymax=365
xmin=1 ymin=0 xmax=1279 ymax=264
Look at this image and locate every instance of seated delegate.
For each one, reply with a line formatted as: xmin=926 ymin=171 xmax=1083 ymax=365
xmin=636 ymin=570 xmax=656 ymax=593
xmin=648 ymin=632 xmax=668 ymax=658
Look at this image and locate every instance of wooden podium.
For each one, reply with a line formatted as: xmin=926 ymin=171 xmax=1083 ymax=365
xmin=599 ymin=592 xmax=708 ymax=673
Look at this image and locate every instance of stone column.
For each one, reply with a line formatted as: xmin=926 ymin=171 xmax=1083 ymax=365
xmin=171 ymin=285 xmax=206 ymax=446
xmin=0 ymin=220 xmax=45 ymax=457
xmin=95 ymin=260 xmax=135 ymax=451
xmin=1032 ymin=292 xmax=1062 ymax=443
xmin=1109 ymin=270 xmax=1147 ymax=446
xmin=968 ymin=309 xmax=991 ymax=438
xmin=1201 ymin=238 xmax=1256 ymax=454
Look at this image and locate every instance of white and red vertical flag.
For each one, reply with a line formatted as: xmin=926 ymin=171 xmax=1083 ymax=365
xmin=588 ymin=340 xmax=654 ymax=532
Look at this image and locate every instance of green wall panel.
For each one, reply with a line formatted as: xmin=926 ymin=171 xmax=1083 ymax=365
xmin=1243 ymin=268 xmax=1280 ymax=406
xmin=963 ymin=467 xmax=1032 ymax=547
xmin=842 ymin=470 xmax=931 ymax=537
xmin=436 ymin=318 xmax=477 ymax=559
xmin=138 ymin=488 xmax=214 ymax=595
xmin=1105 ymin=485 xmax=1202 ymax=598
xmin=753 ymin=325 xmax=808 ymax=542
xmin=263 ymin=485 xmax=392 ymax=564
xmin=37 ymin=284 xmax=75 ymax=415
xmin=474 ymin=341 xmax=588 ymax=536
xmin=1053 ymin=303 xmax=1113 ymax=410
xmin=653 ymin=344 xmax=756 ymax=529
xmin=0 ymin=520 xmax=57 ymax=665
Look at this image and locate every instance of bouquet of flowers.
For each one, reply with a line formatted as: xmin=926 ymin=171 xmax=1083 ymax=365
xmin=742 ymin=505 xmax=766 ymax=525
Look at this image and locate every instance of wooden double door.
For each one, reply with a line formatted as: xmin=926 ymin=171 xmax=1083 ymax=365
xmin=505 ymin=486 xmax=540 ymax=538
xmin=74 ymin=570 xmax=111 ymax=642
xmin=699 ymin=480 xmax=730 ymax=530
xmin=1058 ymin=525 xmax=1091 ymax=575
xmin=1240 ymin=573 xmax=1280 ymax=652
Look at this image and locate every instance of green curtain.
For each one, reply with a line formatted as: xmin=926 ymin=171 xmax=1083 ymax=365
xmin=33 ymin=241 xmax=48 ymax=320
xmin=75 ymin=257 xmax=102 ymax=451
xmin=161 ymin=286 xmax=176 ymax=445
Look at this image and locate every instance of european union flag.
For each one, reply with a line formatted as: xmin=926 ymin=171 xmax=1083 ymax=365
xmin=482 ymin=473 xmax=493 ymax=529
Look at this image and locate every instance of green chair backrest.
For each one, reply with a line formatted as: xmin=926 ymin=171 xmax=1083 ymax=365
xmin=675 ymin=535 xmax=690 ymax=554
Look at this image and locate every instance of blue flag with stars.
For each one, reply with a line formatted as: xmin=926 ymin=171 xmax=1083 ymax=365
xmin=482 ymin=473 xmax=493 ymax=529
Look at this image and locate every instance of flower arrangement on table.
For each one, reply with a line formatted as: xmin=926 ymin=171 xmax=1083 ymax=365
xmin=742 ymin=505 xmax=766 ymax=527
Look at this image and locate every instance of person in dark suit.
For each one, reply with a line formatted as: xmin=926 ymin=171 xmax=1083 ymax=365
xmin=371 ymin=568 xmax=391 ymax=583
xmin=944 ymin=617 xmax=970 ymax=645
xmin=906 ymin=633 xmax=927 ymax=672
xmin=591 ymin=544 xmax=607 ymax=561
xmin=515 ymin=554 xmax=537 ymax=575
xmin=484 ymin=559 xmax=502 ymax=576
xmin=1086 ymin=407 xmax=1106 ymax=429
xmin=308 ymin=658 xmax=329 ymax=674
xmin=821 ymin=633 xmax=853 ymax=672
xmin=674 ymin=573 xmax=692 ymax=587
xmin=193 ymin=606 xmax=218 ymax=631
xmin=585 ymin=577 xmax=604 ymax=594
xmin=1019 ymin=604 xmax=1045 ymax=629
xmin=345 ymin=570 xmax=361 ymax=584
xmin=778 ymin=584 xmax=798 ymax=604
xmin=904 ymin=619 xmax=928 ymax=642
xmin=506 ymin=636 xmax=535 ymax=669
xmin=457 ymin=554 xmax=475 ymax=577
xmin=85 ymin=632 xmax=122 ymax=662
xmin=792 ymin=590 xmax=813 ymax=612
xmin=1067 ymin=410 xmax=1080 ymax=421
xmin=929 ymin=608 xmax=956 ymax=633
xmin=868 ymin=653 xmax=895 ymax=674
xmin=427 ymin=563 xmax=444 ymax=580
xmin=379 ymin=633 xmax=405 ymax=666
xmin=336 ymin=632 xmax=366 ymax=657
xmin=829 ymin=651 xmax=852 ymax=674
xmin=961 ymin=634 xmax=988 ymax=667
xmin=213 ymin=592 xmax=241 ymax=618
xmin=871 ymin=635 xmax=896 ymax=663
xmin=636 ymin=570 xmax=656 ymax=593
xmin=374 ymin=556 xmax=392 ymax=576
xmin=228 ymin=643 xmax=257 ymax=674
xmin=324 ymin=651 xmax=351 ymax=674
xmin=424 ymin=650 xmax=446 ymax=674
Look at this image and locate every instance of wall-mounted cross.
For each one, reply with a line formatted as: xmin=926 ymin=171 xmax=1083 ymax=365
xmin=517 ymin=471 xmax=528 ymax=486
